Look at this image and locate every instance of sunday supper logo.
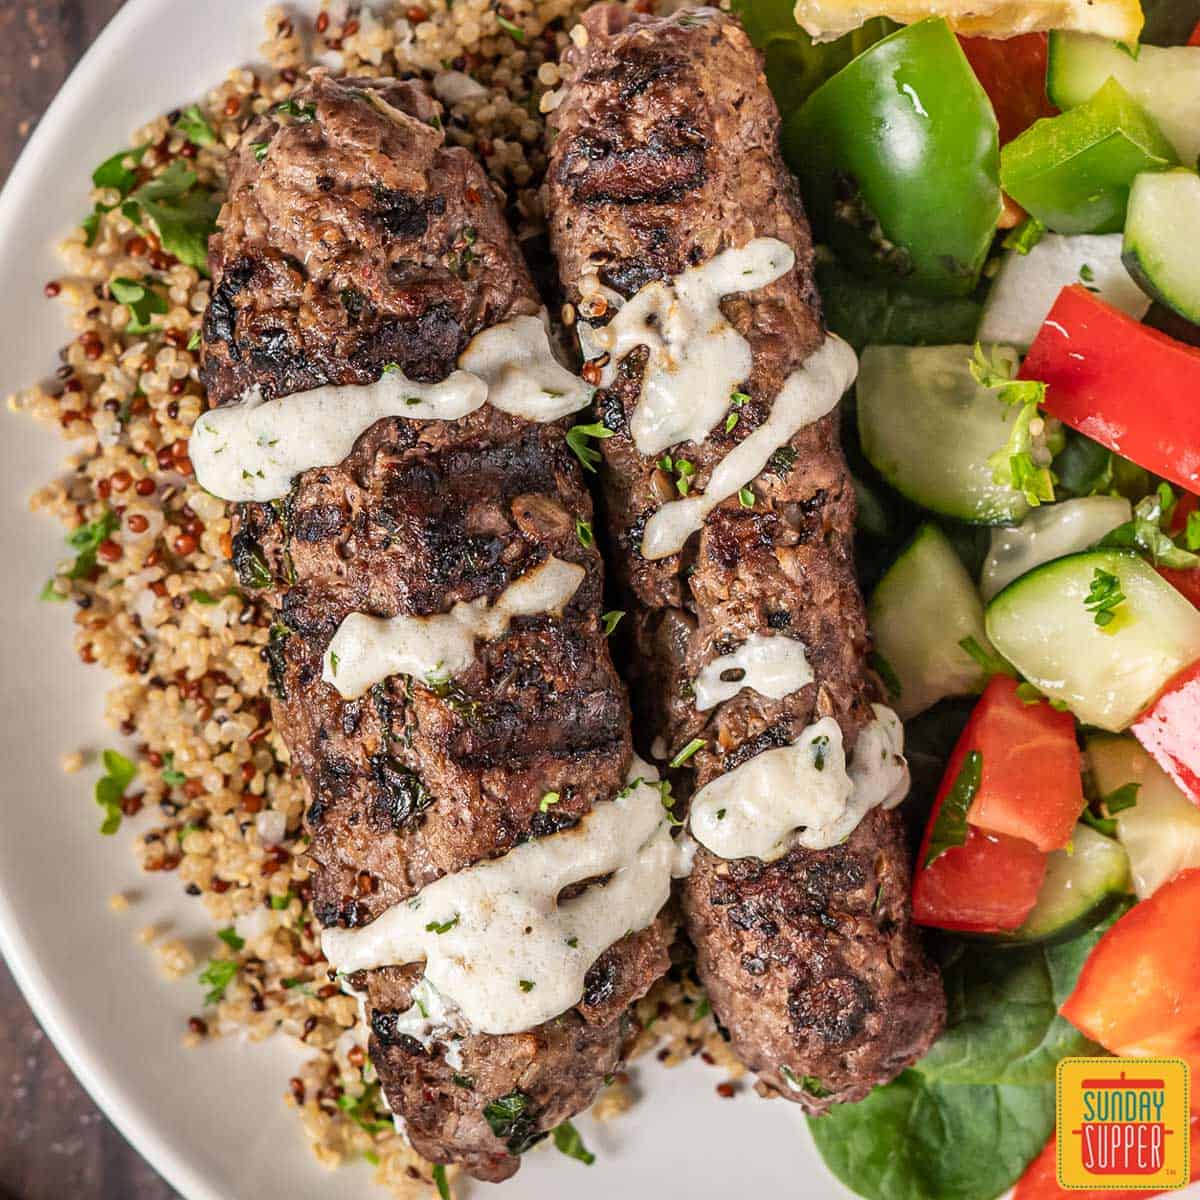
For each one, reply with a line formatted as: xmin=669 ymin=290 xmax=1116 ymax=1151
xmin=1057 ymin=1058 xmax=1190 ymax=1189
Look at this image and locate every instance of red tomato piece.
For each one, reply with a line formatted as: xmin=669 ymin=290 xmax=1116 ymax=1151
xmin=1132 ymin=661 xmax=1200 ymax=804
xmin=1156 ymin=566 xmax=1200 ymax=608
xmin=1190 ymin=18 xmax=1200 ymax=46
xmin=966 ymin=675 xmax=1083 ymax=852
xmin=958 ymin=33 xmax=1057 ymax=146
xmin=1060 ymin=868 xmax=1200 ymax=1070
xmin=1015 ymin=1114 xmax=1200 ymax=1200
xmin=912 ymin=698 xmax=1048 ymax=933
xmin=1021 ymin=286 xmax=1200 ymax=496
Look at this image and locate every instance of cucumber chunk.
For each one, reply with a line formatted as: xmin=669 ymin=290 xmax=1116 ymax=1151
xmin=1090 ymin=734 xmax=1200 ymax=900
xmin=1048 ymin=33 xmax=1200 ymax=167
xmin=1123 ymin=169 xmax=1200 ymax=325
xmin=869 ymin=524 xmax=992 ymax=721
xmin=1001 ymin=822 xmax=1130 ymax=945
xmin=980 ymin=496 xmax=1133 ymax=601
xmin=985 ymin=549 xmax=1200 ymax=731
xmin=978 ymin=233 xmax=1150 ymax=349
xmin=858 ymin=345 xmax=1029 ymax=525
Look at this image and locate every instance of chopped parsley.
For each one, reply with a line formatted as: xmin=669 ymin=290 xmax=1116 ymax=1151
xmin=177 ymin=104 xmax=217 ymax=147
xmin=161 ymin=752 xmax=186 ymax=788
xmin=110 ymin=276 xmax=169 ymax=334
xmin=811 ymin=734 xmax=830 ymax=771
xmin=781 ymin=1065 xmax=831 ymax=1097
xmin=658 ymin=453 xmax=696 ymax=496
xmin=970 ymin=344 xmax=1055 ymax=507
xmin=1002 ymin=215 xmax=1045 ymax=255
xmin=692 ymin=994 xmax=711 ymax=1020
xmin=187 ymin=329 xmax=202 ymax=352
xmin=1100 ymin=483 xmax=1200 ymax=570
xmin=768 ymin=445 xmax=797 ymax=477
xmin=575 ymin=518 xmax=594 ymax=548
xmin=726 ymin=390 xmax=749 ymax=433
xmin=924 ymin=750 xmax=983 ymax=867
xmin=67 ymin=509 xmax=120 ymax=580
xmin=82 ymin=144 xmax=150 ymax=245
xmin=95 ymin=748 xmax=137 ymax=835
xmin=251 ymin=141 xmax=270 ymax=163
xmin=496 ymin=14 xmax=527 ymax=39
xmin=124 ymin=160 xmax=221 ymax=273
xmin=451 ymin=1072 xmax=476 ymax=1090
xmin=869 ymin=650 xmax=903 ymax=703
xmin=329 ymin=651 xmax=340 ymax=677
xmin=432 ymin=1163 xmax=451 ymax=1200
xmin=484 ymin=1088 xmax=547 ymax=1153
xmin=269 ymin=891 xmax=294 ymax=910
xmin=190 ymin=589 xmax=217 ymax=605
xmin=336 ymin=1085 xmax=393 ymax=1135
xmin=274 ymin=98 xmax=317 ymax=122
xmin=519 ymin=979 xmax=536 ymax=992
xmin=539 ymin=791 xmax=560 ymax=812
xmin=198 ymin=957 xmax=238 ymax=1005
xmin=425 ymin=915 xmax=460 ymax=935
xmin=958 ymin=634 xmax=1016 ymax=679
xmin=565 ymin=422 xmax=613 ymax=472
xmin=669 ymin=738 xmax=706 ymax=769
xmin=737 ymin=486 xmax=755 ymax=508
xmin=601 ymin=610 xmax=624 ymax=636
xmin=216 ymin=927 xmax=245 ymax=952
xmin=1085 ymin=567 xmax=1126 ymax=629
xmin=552 ymin=1120 xmax=596 ymax=1166
xmin=1101 ymin=781 xmax=1140 ymax=815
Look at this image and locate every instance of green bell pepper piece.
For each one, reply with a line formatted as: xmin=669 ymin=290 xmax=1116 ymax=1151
xmin=1001 ymin=77 xmax=1178 ymax=235
xmin=784 ymin=18 xmax=1000 ymax=298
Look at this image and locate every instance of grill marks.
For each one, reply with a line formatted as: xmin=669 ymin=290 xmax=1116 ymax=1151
xmin=545 ymin=5 xmax=943 ymax=1110
xmin=202 ymin=71 xmax=670 ymax=1180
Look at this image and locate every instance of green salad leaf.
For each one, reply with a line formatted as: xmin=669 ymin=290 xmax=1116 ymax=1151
xmin=809 ymin=1073 xmax=1055 ymax=1200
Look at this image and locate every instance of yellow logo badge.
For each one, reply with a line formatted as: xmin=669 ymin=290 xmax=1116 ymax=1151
xmin=1057 ymin=1058 xmax=1190 ymax=1190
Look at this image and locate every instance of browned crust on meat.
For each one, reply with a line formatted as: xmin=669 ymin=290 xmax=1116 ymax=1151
xmin=203 ymin=71 xmax=671 ymax=1178
xmin=545 ymin=5 xmax=943 ymax=1109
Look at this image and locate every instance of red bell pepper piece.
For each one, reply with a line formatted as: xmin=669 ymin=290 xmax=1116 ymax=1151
xmin=912 ymin=686 xmax=1049 ymax=933
xmin=958 ymin=33 xmax=1057 ymax=146
xmin=1132 ymin=661 xmax=1200 ymax=804
xmin=1020 ymin=286 xmax=1200 ymax=495
xmin=1015 ymin=1114 xmax=1200 ymax=1200
xmin=965 ymin=676 xmax=1082 ymax=852
xmin=1060 ymin=867 xmax=1200 ymax=1072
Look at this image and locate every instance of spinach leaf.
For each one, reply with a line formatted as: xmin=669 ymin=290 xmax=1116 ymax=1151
xmin=920 ymin=908 xmax=1125 ymax=1086
xmin=817 ymin=261 xmax=983 ymax=351
xmin=809 ymin=1073 xmax=1055 ymax=1200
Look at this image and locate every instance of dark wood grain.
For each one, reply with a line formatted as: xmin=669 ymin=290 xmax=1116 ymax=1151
xmin=0 ymin=7 xmax=178 ymax=1197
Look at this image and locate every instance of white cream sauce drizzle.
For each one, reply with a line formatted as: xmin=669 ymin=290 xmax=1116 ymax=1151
xmin=640 ymin=334 xmax=859 ymax=561
xmin=321 ymin=758 xmax=675 ymax=1036
xmin=322 ymin=556 xmax=585 ymax=700
xmin=586 ymin=238 xmax=797 ymax=457
xmin=689 ymin=705 xmax=908 ymax=862
xmin=192 ymin=313 xmax=592 ymax=503
xmin=693 ymin=633 xmax=813 ymax=712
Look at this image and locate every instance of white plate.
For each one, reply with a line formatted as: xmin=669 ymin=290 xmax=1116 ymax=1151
xmin=0 ymin=2 xmax=829 ymax=1197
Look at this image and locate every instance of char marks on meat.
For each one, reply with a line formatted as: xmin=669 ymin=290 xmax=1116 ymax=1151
xmin=545 ymin=6 xmax=943 ymax=1109
xmin=203 ymin=71 xmax=669 ymax=1180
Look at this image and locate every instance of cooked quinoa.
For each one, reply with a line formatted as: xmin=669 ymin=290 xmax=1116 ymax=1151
xmin=8 ymin=3 xmax=742 ymax=1195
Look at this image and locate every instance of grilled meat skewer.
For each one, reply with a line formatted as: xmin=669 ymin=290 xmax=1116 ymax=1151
xmin=545 ymin=6 xmax=944 ymax=1109
xmin=199 ymin=71 xmax=673 ymax=1180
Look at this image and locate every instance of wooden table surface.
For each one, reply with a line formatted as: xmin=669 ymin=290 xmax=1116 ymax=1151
xmin=0 ymin=5 xmax=177 ymax=1197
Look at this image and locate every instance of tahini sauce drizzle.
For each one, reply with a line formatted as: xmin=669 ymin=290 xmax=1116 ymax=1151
xmin=693 ymin=633 xmax=813 ymax=712
xmin=320 ymin=758 xmax=675 ymax=1035
xmin=689 ymin=705 xmax=908 ymax=861
xmin=192 ymin=313 xmax=591 ymax=503
xmin=586 ymin=238 xmax=797 ymax=457
xmin=322 ymin=556 xmax=585 ymax=700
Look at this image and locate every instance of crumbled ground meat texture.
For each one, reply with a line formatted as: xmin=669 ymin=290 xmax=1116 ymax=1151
xmin=204 ymin=70 xmax=671 ymax=1180
xmin=545 ymin=5 xmax=944 ymax=1110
